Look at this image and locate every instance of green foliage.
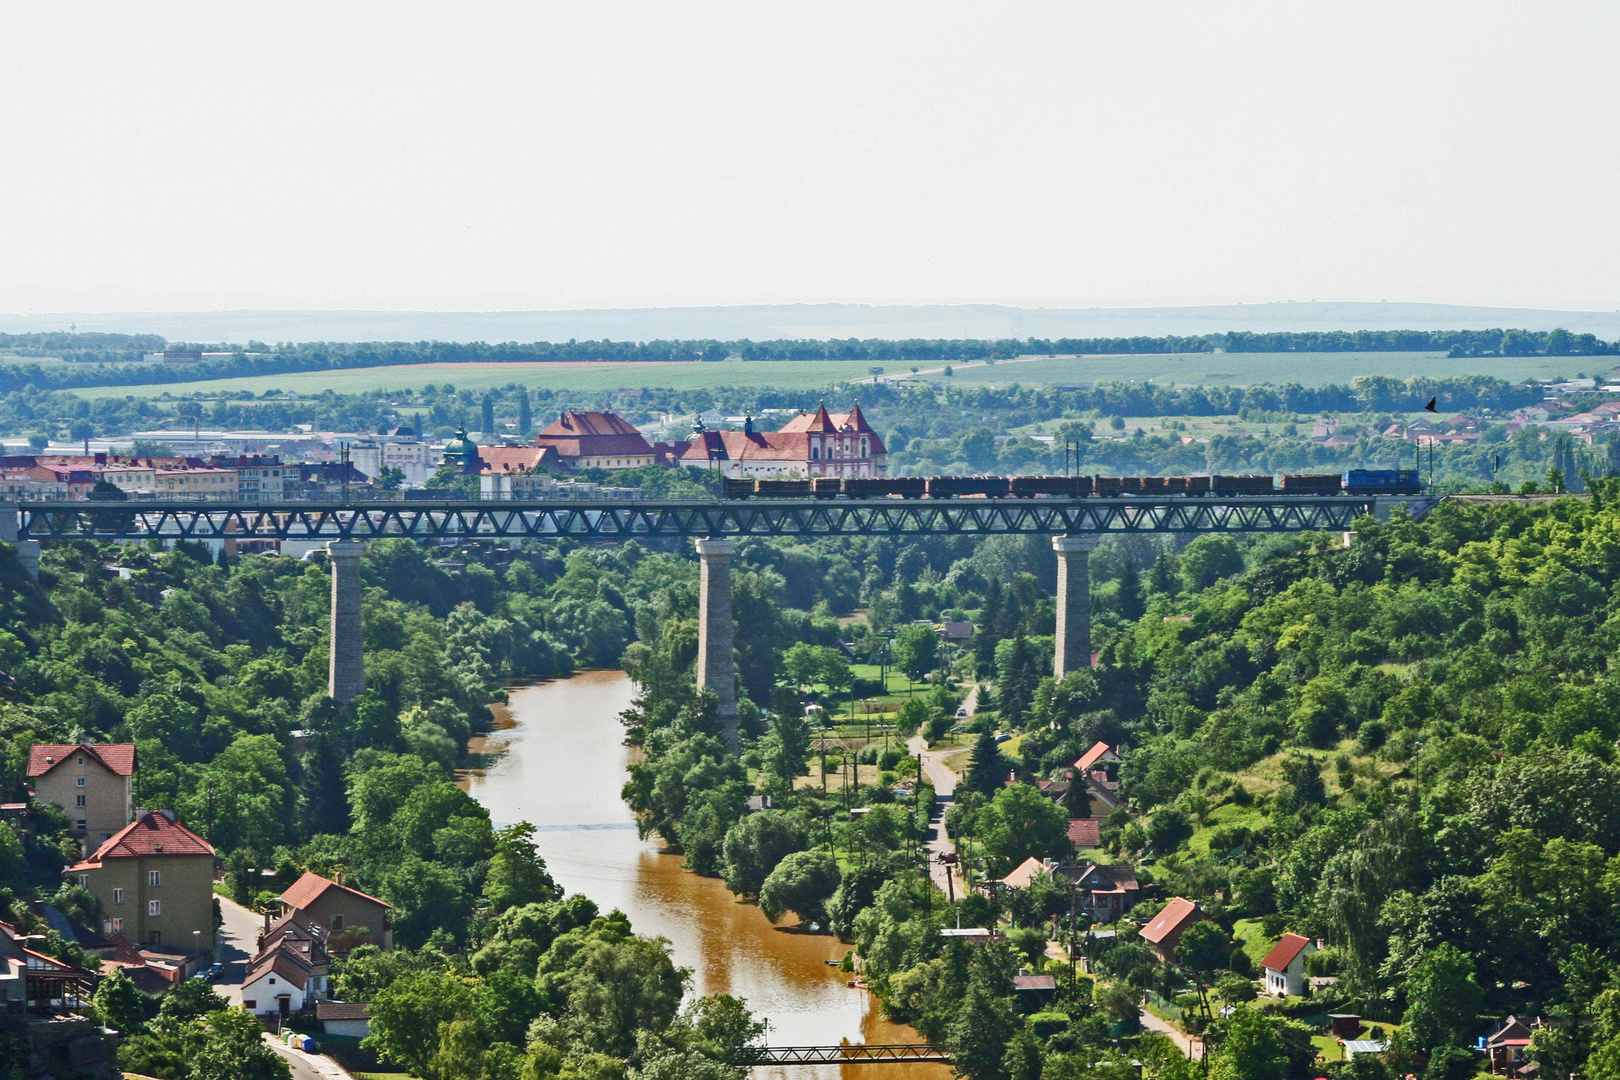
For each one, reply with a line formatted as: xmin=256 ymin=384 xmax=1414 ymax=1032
xmin=759 ymin=848 xmax=840 ymax=926
xmin=1402 ymin=944 xmax=1485 ymax=1051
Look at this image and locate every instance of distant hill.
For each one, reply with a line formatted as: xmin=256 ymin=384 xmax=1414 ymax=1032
xmin=3 ymin=301 xmax=1620 ymax=345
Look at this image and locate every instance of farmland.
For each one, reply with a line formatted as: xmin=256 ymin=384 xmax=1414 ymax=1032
xmin=60 ymin=349 xmax=1604 ymax=401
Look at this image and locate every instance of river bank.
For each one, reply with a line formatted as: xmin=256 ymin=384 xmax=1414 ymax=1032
xmin=457 ymin=669 xmax=951 ymax=1080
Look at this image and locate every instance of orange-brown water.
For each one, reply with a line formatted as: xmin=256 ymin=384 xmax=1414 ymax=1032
xmin=458 ymin=669 xmax=951 ymax=1080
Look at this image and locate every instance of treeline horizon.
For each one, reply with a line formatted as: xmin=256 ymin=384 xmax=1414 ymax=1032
xmin=1 ymin=326 xmax=1616 ymax=395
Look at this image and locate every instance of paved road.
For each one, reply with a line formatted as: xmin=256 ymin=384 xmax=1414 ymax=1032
xmin=908 ymin=733 xmax=964 ymax=900
xmin=215 ymin=893 xmax=264 ymax=1006
xmin=262 ymin=1033 xmax=353 ymax=1080
xmin=1139 ymin=1008 xmax=1204 ymax=1060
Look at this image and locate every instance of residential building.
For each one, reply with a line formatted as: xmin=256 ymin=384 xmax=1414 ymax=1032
xmin=27 ymin=742 xmax=136 ymax=847
xmin=1485 ymin=1016 xmax=1547 ymax=1076
xmin=242 ymin=950 xmax=314 ymax=1019
xmin=212 ymin=455 xmax=289 ymax=498
xmin=1074 ymin=742 xmax=1122 ymax=790
xmin=151 ymin=464 xmax=237 ymax=497
xmin=1138 ymin=896 xmax=1207 ymax=963
xmin=100 ymin=464 xmax=157 ymax=494
xmin=0 ymin=919 xmax=95 ymax=1015
xmin=278 ymin=871 xmax=392 ymax=951
xmin=1261 ymin=932 xmax=1317 ymax=997
xmin=1058 ymin=863 xmax=1140 ymax=923
xmin=532 ymin=411 xmax=656 ymax=470
xmin=998 ymin=857 xmax=1053 ymax=891
xmin=68 ymin=811 xmax=215 ymax=951
xmin=675 ymin=404 xmax=886 ymax=479
xmin=0 ymin=469 xmax=69 ymax=499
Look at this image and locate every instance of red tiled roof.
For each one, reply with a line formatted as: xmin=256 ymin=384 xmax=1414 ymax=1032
xmin=1067 ymin=818 xmax=1101 ymax=847
xmin=1074 ymin=741 xmax=1116 ymax=773
xmin=478 ymin=446 xmax=550 ymax=474
xmin=280 ymin=871 xmax=389 ymax=913
xmin=1140 ymin=897 xmax=1203 ymax=945
xmin=1011 ymin=974 xmax=1057 ymax=991
xmin=777 ymin=406 xmax=876 ymax=434
xmin=70 ymin=812 xmax=212 ymax=868
xmin=28 ymin=743 xmax=136 ymax=778
xmin=1261 ymin=932 xmax=1313 ymax=973
xmin=244 ymin=949 xmax=309 ymax=992
xmin=538 ymin=410 xmax=641 ymax=438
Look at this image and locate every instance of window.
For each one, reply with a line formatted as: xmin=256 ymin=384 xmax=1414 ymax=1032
xmin=860 ymin=438 xmax=869 ymax=456
xmin=148 ymin=870 xmax=161 ymax=887
xmin=77 ymin=756 xmax=84 ymax=766
xmin=244 ymin=999 xmax=256 ymax=1011
xmin=76 ymin=777 xmax=86 ymax=788
xmin=75 ymin=794 xmax=86 ymax=807
xmin=148 ymin=931 xmax=160 ymax=944
xmin=268 ymin=977 xmax=277 ymax=985
xmin=113 ymin=888 xmax=124 ymax=905
xmin=148 ymin=900 xmax=161 ymax=916
xmin=111 ymin=918 xmax=123 ymax=933
xmin=810 ymin=445 xmax=820 ymax=460
xmin=78 ymin=874 xmax=88 ymax=889
xmin=332 ymin=915 xmax=344 ymax=930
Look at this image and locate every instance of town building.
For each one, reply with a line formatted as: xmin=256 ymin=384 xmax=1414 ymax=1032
xmin=1260 ymin=932 xmax=1317 ymax=997
xmin=68 ymin=811 xmax=215 ymax=951
xmin=532 ymin=411 xmax=656 ymax=470
xmin=1485 ymin=1016 xmax=1547 ymax=1076
xmin=278 ymin=871 xmax=393 ymax=951
xmin=100 ymin=463 xmax=157 ymax=494
xmin=317 ymin=1001 xmax=372 ymax=1038
xmin=0 ymin=919 xmax=96 ymax=1015
xmin=151 ymin=464 xmax=237 ymax=497
xmin=349 ymin=435 xmax=437 ymax=488
xmin=1138 ymin=896 xmax=1207 ymax=963
xmin=241 ymin=908 xmax=332 ymax=1020
xmin=1058 ymin=863 xmax=1140 ymax=923
xmin=27 ymin=743 xmax=136 ymax=848
xmin=211 ymin=455 xmax=290 ymax=498
xmin=675 ymin=404 xmax=885 ymax=479
xmin=1074 ymin=742 xmax=1122 ymax=790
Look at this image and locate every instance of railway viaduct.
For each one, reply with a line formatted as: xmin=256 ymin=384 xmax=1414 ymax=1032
xmin=0 ymin=493 xmax=1428 ymax=751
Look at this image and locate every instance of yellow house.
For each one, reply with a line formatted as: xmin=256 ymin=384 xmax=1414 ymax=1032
xmin=69 ymin=811 xmax=215 ymax=952
xmin=28 ymin=743 xmax=135 ymax=849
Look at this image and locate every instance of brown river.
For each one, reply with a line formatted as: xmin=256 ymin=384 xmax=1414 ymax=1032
xmin=458 ymin=669 xmax=951 ymax=1080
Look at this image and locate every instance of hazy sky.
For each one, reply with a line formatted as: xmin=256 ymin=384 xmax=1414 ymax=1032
xmin=2 ymin=3 xmax=1617 ymax=313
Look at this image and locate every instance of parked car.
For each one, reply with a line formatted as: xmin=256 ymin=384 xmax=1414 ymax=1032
xmin=955 ymin=707 xmax=968 ymax=718
xmin=993 ymin=732 xmax=1011 ymax=744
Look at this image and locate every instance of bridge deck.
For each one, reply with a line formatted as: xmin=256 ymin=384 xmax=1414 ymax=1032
xmin=738 ymin=1044 xmax=952 ymax=1065
xmin=10 ymin=495 xmax=1405 ymax=541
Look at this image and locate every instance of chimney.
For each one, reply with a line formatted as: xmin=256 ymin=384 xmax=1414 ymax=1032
xmin=335 ymin=871 xmax=344 ymax=886
xmin=264 ymin=910 xmax=272 ymax=933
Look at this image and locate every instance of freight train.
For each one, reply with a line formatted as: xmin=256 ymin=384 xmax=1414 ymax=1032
xmin=721 ymin=469 xmax=1420 ymax=500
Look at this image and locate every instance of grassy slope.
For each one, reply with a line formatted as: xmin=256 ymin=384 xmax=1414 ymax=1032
xmin=63 ymin=349 xmax=1604 ymax=399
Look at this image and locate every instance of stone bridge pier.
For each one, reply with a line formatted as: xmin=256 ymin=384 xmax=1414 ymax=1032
xmin=327 ymin=540 xmax=365 ymax=704
xmin=0 ymin=507 xmax=40 ymax=581
xmin=1053 ymin=534 xmax=1100 ymax=678
xmin=695 ymin=537 xmax=740 ymax=752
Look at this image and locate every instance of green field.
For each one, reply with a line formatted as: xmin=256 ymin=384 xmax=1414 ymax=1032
xmin=63 ymin=349 xmax=1611 ymax=400
xmin=924 ymin=350 xmax=1599 ymax=388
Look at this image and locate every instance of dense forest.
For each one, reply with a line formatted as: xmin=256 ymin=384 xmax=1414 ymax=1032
xmin=0 ymin=327 xmax=1613 ymax=394
xmin=621 ymin=489 xmax=1620 ymax=1080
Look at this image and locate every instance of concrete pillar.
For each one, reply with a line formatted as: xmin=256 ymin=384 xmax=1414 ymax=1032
xmin=694 ymin=537 xmax=739 ymax=751
xmin=0 ymin=507 xmax=39 ymax=581
xmin=327 ymin=540 xmax=365 ymax=704
xmin=1053 ymin=534 xmax=1101 ymax=678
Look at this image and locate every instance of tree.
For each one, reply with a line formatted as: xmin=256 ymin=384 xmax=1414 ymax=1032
xmin=93 ymin=967 xmax=150 ymax=1036
xmin=558 ymin=934 xmax=689 ymax=1058
xmin=191 ymin=1008 xmax=292 ymax=1080
xmin=976 ymin=783 xmax=1073 ymax=869
xmin=518 ymin=387 xmax=533 ymax=436
xmin=1116 ymin=560 xmax=1145 ymax=621
xmin=892 ymin=624 xmax=939 ymax=682
xmin=1207 ymin=1007 xmax=1290 ymax=1080
xmin=1177 ymin=920 xmax=1232 ymax=1022
xmin=759 ymin=849 xmax=840 ymax=926
xmin=948 ymin=979 xmax=1018 ymax=1080
xmin=485 ymin=822 xmax=563 ymax=912
xmin=481 ymin=394 xmax=496 ymax=437
xmin=1179 ymin=535 xmax=1245 ymax=592
xmin=1402 ymin=944 xmax=1485 ymax=1051
xmin=722 ymin=810 xmax=810 ymax=898
xmin=364 ymin=970 xmax=479 ymax=1077
xmin=965 ymin=732 xmax=1007 ymax=797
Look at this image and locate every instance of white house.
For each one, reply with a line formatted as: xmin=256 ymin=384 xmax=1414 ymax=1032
xmin=241 ymin=950 xmax=317 ymax=1019
xmin=1261 ymin=932 xmax=1317 ymax=997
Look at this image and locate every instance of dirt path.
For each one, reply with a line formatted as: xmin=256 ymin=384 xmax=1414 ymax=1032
xmin=1138 ymin=1009 xmax=1204 ymax=1060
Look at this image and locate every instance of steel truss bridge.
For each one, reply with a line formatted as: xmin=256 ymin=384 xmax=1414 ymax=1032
xmin=734 ymin=1044 xmax=952 ymax=1066
xmin=11 ymin=495 xmax=1400 ymax=542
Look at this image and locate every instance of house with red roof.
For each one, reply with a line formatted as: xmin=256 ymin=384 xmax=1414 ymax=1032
xmin=1074 ymin=742 xmax=1122 ymax=791
xmin=1059 ymin=862 xmax=1141 ymax=923
xmin=279 ymin=872 xmax=392 ymax=951
xmin=676 ymin=404 xmax=886 ymax=479
xmin=1138 ymin=896 xmax=1207 ymax=962
xmin=27 ymin=742 xmax=135 ymax=848
xmin=1261 ymin=932 xmax=1317 ymax=996
xmin=67 ymin=811 xmax=215 ymax=951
